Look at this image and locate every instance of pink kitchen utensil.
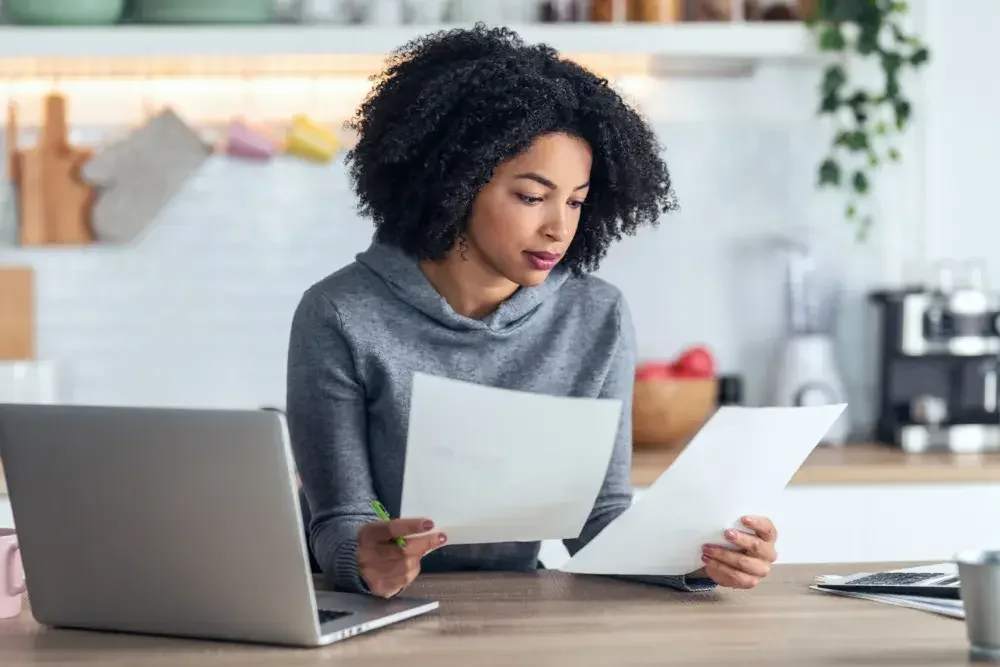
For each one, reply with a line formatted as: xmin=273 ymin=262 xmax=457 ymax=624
xmin=225 ymin=121 xmax=278 ymax=160
xmin=0 ymin=529 xmax=26 ymax=620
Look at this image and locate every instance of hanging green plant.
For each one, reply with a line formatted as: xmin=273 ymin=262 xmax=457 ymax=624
xmin=806 ymin=0 xmax=930 ymax=240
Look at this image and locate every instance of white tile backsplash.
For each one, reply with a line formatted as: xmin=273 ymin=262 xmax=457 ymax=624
xmin=0 ymin=63 xmax=912 ymax=434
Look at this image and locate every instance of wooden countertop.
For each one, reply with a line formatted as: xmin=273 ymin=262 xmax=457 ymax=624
xmin=6 ymin=444 xmax=1000 ymax=498
xmin=0 ymin=563 xmax=967 ymax=667
xmin=6 ymin=444 xmax=999 ymax=497
xmin=632 ymin=442 xmax=1000 ymax=487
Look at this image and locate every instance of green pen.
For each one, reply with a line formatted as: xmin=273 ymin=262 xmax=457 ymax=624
xmin=370 ymin=499 xmax=406 ymax=547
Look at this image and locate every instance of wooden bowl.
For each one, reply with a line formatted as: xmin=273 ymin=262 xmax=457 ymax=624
xmin=632 ymin=377 xmax=718 ymax=449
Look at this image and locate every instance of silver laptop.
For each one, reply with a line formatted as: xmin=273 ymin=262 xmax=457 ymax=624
xmin=0 ymin=404 xmax=438 ymax=647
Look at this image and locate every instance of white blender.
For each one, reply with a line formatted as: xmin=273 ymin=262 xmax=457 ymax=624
xmin=770 ymin=231 xmax=851 ymax=445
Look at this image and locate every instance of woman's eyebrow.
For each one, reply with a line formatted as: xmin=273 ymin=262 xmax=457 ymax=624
xmin=514 ymin=172 xmax=590 ymax=191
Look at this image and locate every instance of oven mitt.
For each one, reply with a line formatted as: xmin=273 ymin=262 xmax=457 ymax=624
xmin=82 ymin=108 xmax=212 ymax=244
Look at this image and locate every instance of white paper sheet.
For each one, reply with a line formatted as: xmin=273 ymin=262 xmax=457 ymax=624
xmin=561 ymin=404 xmax=847 ymax=576
xmin=399 ymin=372 xmax=623 ymax=545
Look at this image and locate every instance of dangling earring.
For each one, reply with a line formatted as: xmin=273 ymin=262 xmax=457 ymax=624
xmin=458 ymin=235 xmax=470 ymax=262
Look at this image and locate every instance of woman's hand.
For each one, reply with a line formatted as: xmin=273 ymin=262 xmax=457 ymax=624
xmin=697 ymin=515 xmax=778 ymax=589
xmin=356 ymin=518 xmax=447 ymax=598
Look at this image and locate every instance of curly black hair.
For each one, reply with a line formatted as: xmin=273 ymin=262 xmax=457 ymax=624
xmin=344 ymin=23 xmax=678 ymax=274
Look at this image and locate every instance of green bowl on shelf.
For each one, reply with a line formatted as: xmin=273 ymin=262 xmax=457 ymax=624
xmin=4 ymin=0 xmax=125 ymax=24
xmin=135 ymin=0 xmax=273 ymax=23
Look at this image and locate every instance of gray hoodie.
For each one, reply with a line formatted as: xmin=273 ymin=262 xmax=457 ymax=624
xmin=286 ymin=242 xmax=715 ymax=593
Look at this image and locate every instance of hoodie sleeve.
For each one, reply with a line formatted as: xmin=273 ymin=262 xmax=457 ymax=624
xmin=286 ymin=288 xmax=376 ymax=594
xmin=561 ymin=295 xmax=716 ymax=593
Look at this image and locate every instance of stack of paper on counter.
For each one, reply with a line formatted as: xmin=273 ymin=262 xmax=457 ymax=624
xmin=810 ymin=564 xmax=965 ymax=620
xmin=560 ymin=404 xmax=847 ymax=576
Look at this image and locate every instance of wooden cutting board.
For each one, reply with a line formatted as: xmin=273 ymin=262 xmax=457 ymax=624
xmin=0 ymin=266 xmax=35 ymax=360
xmin=8 ymin=95 xmax=94 ymax=246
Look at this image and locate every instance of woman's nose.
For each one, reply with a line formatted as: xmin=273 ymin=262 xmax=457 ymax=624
xmin=543 ymin=209 xmax=570 ymax=241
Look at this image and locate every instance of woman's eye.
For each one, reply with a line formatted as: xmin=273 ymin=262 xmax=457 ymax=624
xmin=517 ymin=194 xmax=543 ymax=205
xmin=568 ymin=200 xmax=584 ymax=209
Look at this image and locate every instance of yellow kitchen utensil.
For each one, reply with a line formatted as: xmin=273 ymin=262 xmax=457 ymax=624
xmin=286 ymin=115 xmax=340 ymax=163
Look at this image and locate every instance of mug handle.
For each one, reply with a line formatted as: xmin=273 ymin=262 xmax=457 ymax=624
xmin=3 ymin=543 xmax=26 ymax=597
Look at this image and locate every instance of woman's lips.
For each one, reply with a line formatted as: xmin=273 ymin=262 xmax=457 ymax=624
xmin=524 ymin=251 xmax=562 ymax=271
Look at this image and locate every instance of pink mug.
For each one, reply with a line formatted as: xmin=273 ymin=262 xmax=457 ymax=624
xmin=225 ymin=121 xmax=278 ymax=160
xmin=0 ymin=529 xmax=26 ymax=620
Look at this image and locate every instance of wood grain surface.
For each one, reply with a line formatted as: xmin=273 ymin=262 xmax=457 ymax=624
xmin=0 ymin=563 xmax=970 ymax=667
xmin=632 ymin=442 xmax=1000 ymax=487
xmin=0 ymin=267 xmax=35 ymax=361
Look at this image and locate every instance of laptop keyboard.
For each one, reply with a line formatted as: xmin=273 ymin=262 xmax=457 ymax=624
xmin=318 ymin=608 xmax=353 ymax=624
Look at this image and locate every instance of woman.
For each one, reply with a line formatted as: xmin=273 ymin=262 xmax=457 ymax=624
xmin=287 ymin=25 xmax=778 ymax=598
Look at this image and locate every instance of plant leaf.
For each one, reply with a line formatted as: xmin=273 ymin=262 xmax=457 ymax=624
xmin=820 ymin=0 xmax=867 ymax=22
xmin=819 ymin=25 xmax=847 ymax=51
xmin=836 ymin=130 xmax=869 ymax=152
xmin=852 ymin=170 xmax=870 ymax=195
xmin=857 ymin=26 xmax=880 ymax=55
xmin=882 ymin=52 xmax=904 ymax=75
xmin=885 ymin=75 xmax=901 ymax=99
xmin=894 ymin=99 xmax=912 ymax=129
xmin=820 ymin=94 xmax=840 ymax=114
xmin=819 ymin=159 xmax=841 ymax=187
xmin=822 ymin=65 xmax=847 ymax=96
xmin=814 ymin=0 xmax=926 ymax=240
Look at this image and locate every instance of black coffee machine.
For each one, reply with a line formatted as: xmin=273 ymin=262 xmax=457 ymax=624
xmin=870 ymin=265 xmax=1000 ymax=453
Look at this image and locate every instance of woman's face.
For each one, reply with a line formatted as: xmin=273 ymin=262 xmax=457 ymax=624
xmin=463 ymin=132 xmax=592 ymax=287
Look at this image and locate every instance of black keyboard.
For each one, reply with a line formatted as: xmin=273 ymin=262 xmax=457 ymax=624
xmin=317 ymin=608 xmax=353 ymax=624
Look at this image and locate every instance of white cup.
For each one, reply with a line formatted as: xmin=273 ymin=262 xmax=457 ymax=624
xmin=0 ymin=361 xmax=59 ymax=404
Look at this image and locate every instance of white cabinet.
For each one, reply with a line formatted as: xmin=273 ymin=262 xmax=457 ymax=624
xmin=541 ymin=483 xmax=1000 ymax=569
xmin=5 ymin=482 xmax=997 ymax=567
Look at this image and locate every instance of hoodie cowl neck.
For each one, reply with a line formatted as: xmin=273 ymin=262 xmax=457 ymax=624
xmin=355 ymin=242 xmax=570 ymax=332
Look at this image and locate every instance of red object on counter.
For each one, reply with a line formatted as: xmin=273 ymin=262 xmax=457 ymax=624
xmin=635 ymin=345 xmax=716 ymax=381
xmin=671 ymin=345 xmax=716 ymax=378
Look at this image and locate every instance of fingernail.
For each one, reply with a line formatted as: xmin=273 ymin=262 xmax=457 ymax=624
xmin=701 ymin=554 xmax=710 ymax=562
xmin=742 ymin=516 xmax=753 ymax=525
xmin=422 ymin=520 xmax=434 ymax=530
xmin=725 ymin=529 xmax=737 ymax=540
xmin=438 ymin=533 xmax=447 ymax=545
xmin=702 ymin=545 xmax=713 ymax=554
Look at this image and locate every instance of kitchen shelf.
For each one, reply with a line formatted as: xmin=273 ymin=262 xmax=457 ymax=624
xmin=0 ymin=22 xmax=819 ymax=62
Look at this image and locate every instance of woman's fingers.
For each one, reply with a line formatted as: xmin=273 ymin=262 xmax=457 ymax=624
xmin=359 ymin=517 xmax=435 ymax=546
xmin=701 ymin=556 xmax=761 ymax=589
xmin=702 ymin=544 xmax=771 ymax=578
xmin=722 ymin=529 xmax=778 ymax=563
xmin=358 ymin=523 xmax=446 ymax=598
xmin=365 ymin=553 xmax=424 ymax=598
xmin=363 ymin=532 xmax=446 ymax=563
xmin=741 ymin=515 xmax=778 ymax=543
xmin=403 ymin=532 xmax=447 ymax=558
